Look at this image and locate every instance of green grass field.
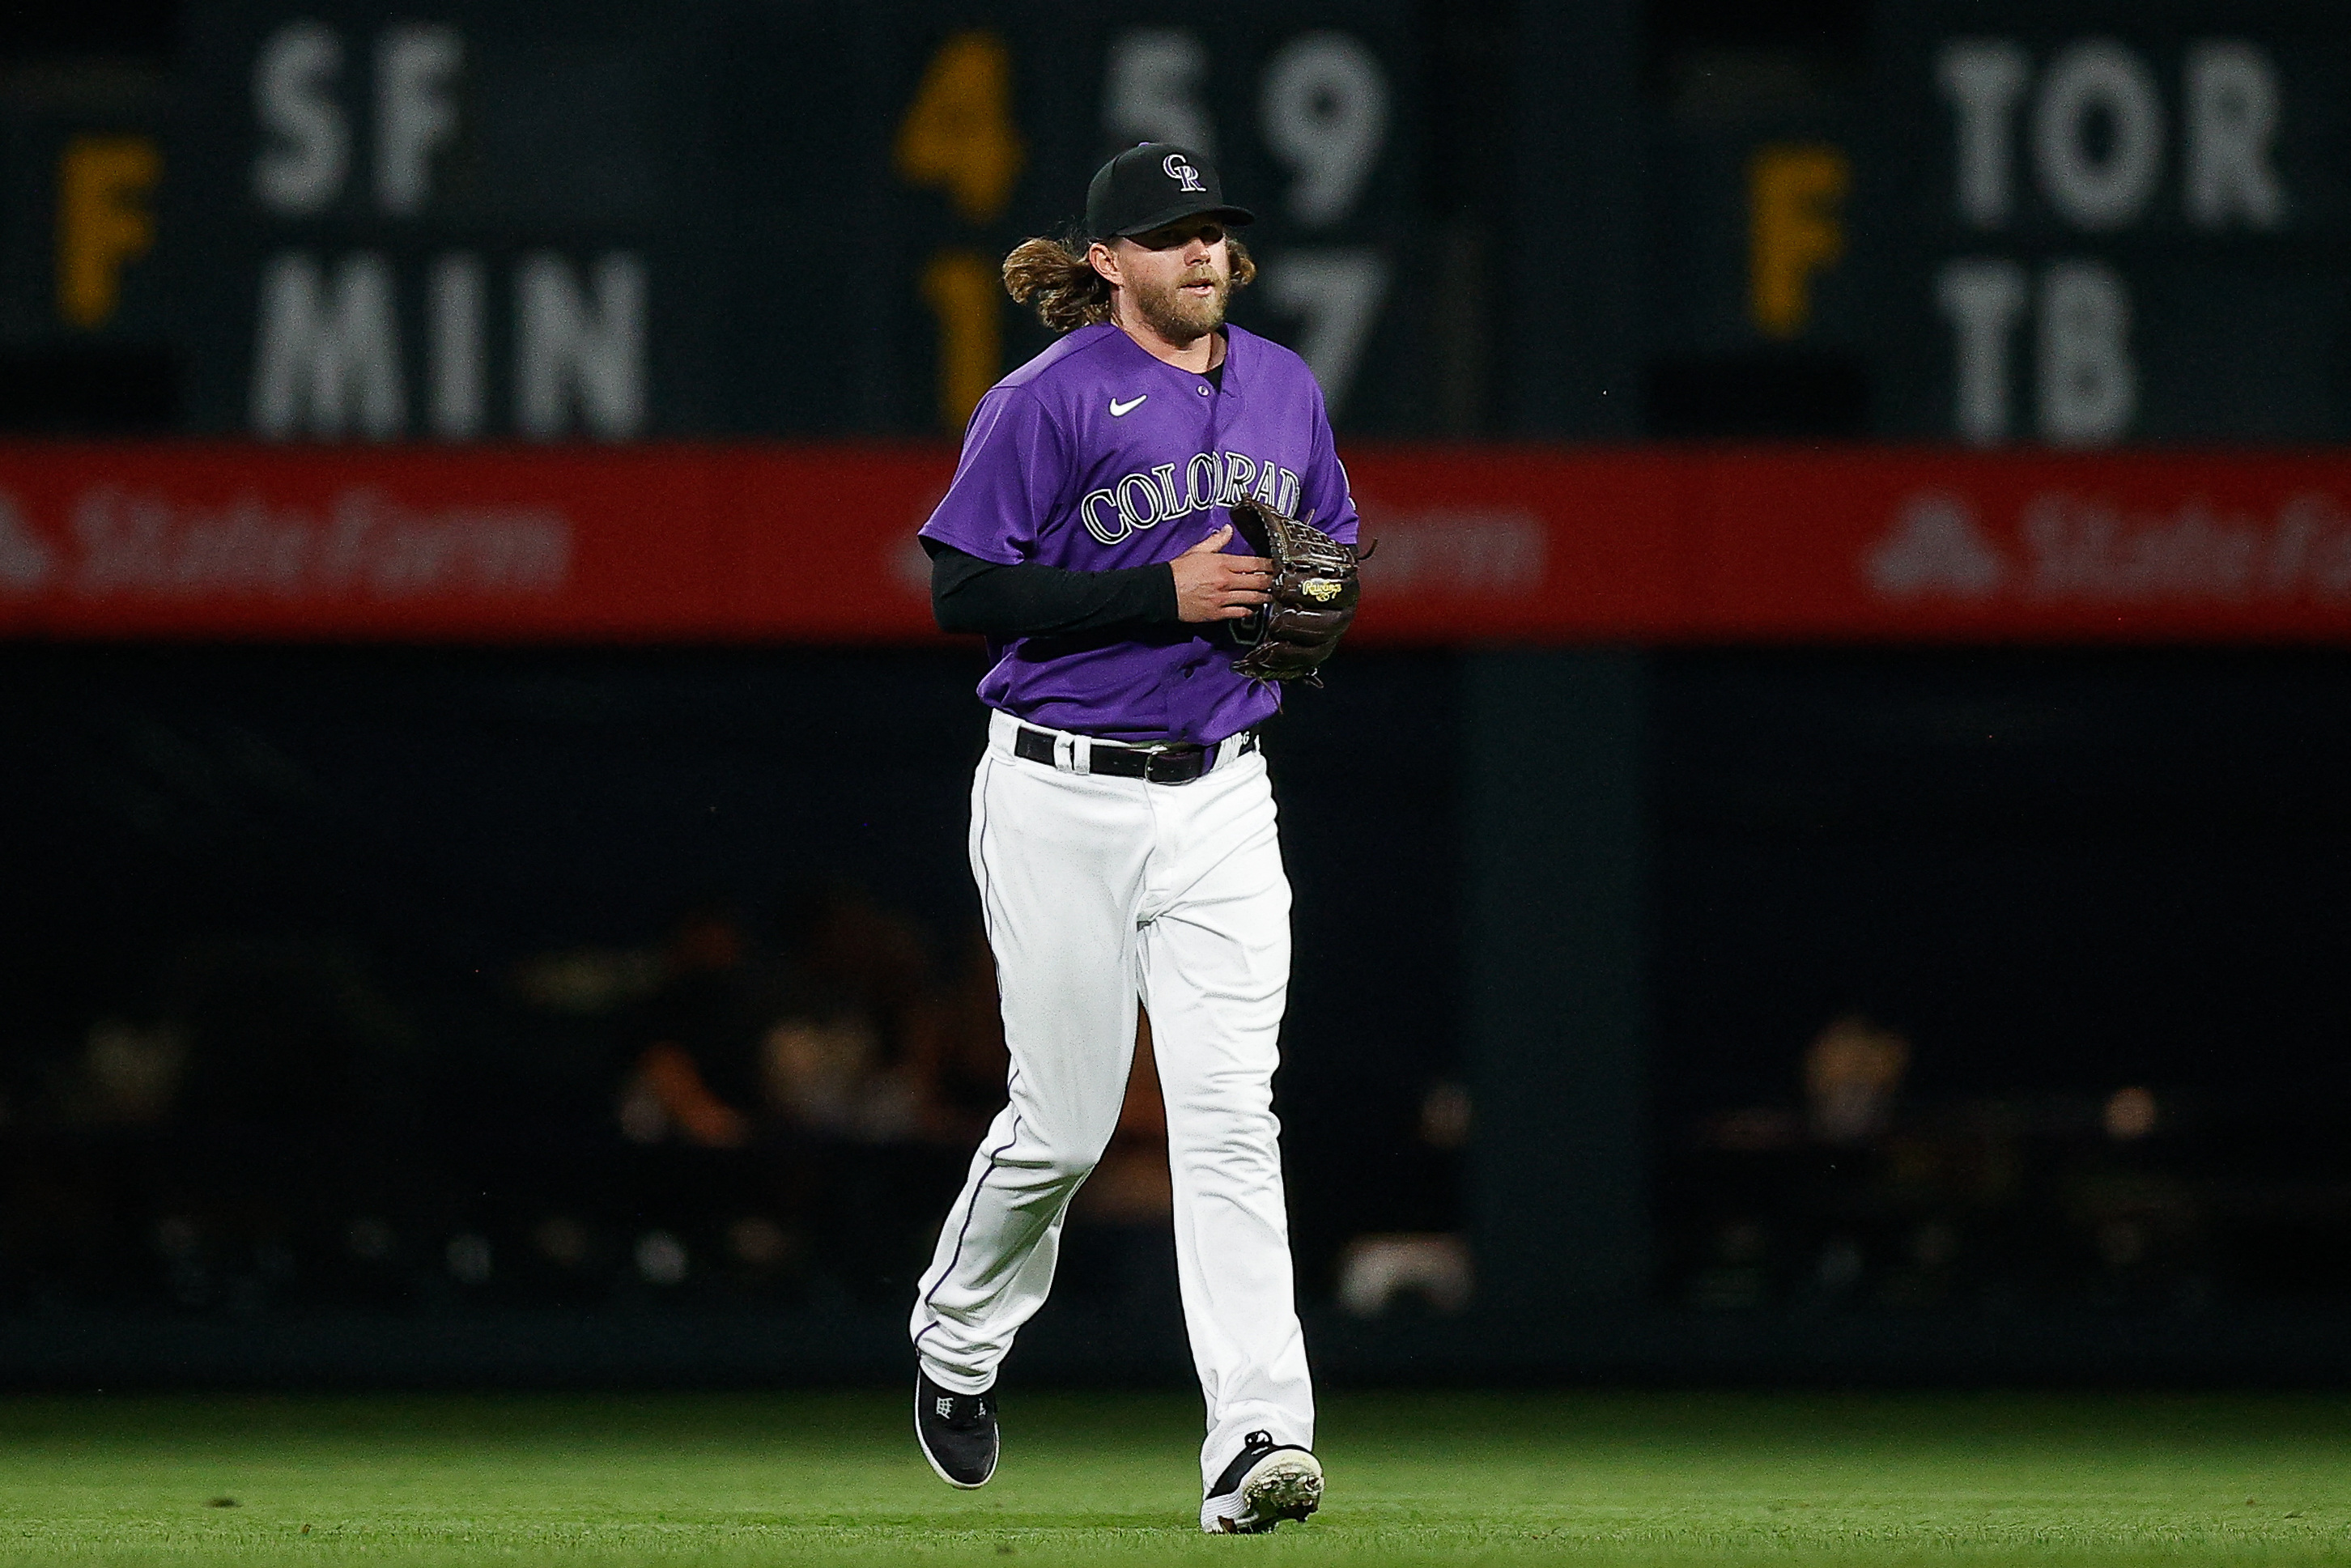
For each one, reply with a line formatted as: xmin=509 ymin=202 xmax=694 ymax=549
xmin=2 ymin=1389 xmax=2349 ymax=1564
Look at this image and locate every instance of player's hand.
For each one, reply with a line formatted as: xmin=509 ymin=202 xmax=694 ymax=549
xmin=1171 ymin=525 xmax=1274 ymax=623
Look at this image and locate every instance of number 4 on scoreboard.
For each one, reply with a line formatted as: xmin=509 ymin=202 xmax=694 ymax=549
xmin=895 ymin=31 xmax=1026 ymax=225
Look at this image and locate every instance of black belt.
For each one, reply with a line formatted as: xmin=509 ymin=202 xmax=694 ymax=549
xmin=1013 ymin=725 xmax=1256 ymax=784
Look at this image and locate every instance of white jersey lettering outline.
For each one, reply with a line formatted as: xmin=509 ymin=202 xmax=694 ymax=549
xmin=1115 ymin=473 xmax=1164 ymax=536
xmin=1250 ymin=457 xmax=1280 ymax=506
xmin=1184 ymin=453 xmax=1221 ymax=515
xmin=1072 ymin=449 xmax=1305 ymax=546
xmin=1078 ymin=487 xmax=1125 ymax=544
xmin=1221 ymin=453 xmax=1256 ymax=508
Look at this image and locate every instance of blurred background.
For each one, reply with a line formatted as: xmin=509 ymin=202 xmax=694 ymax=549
xmin=0 ymin=0 xmax=2347 ymax=1386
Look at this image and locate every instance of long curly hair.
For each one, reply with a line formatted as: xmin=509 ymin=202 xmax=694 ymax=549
xmin=1002 ymin=231 xmax=1256 ymax=333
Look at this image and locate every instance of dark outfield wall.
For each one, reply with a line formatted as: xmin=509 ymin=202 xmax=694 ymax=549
xmin=0 ymin=644 xmax=1459 ymax=1361
xmin=2 ymin=643 xmax=2350 ymax=1383
xmin=1475 ymin=645 xmax=2351 ymax=1383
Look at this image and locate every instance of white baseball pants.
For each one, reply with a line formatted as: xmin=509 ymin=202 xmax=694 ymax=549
xmin=912 ymin=709 xmax=1314 ymax=1490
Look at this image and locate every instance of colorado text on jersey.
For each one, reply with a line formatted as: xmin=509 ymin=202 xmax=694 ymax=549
xmin=1078 ymin=453 xmax=1305 ymax=546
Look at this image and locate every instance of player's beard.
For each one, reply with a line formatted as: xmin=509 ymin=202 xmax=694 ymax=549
xmin=1130 ymin=261 xmax=1231 ymax=345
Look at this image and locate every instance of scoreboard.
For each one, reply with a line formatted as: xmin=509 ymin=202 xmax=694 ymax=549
xmin=3 ymin=1 xmax=2348 ymax=446
xmin=162 ymin=0 xmax=1417 ymax=441
xmin=1520 ymin=0 xmax=2351 ymax=445
xmin=1865 ymin=0 xmax=2351 ymax=445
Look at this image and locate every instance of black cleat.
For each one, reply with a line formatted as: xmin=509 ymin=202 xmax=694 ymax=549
xmin=915 ymin=1370 xmax=998 ymax=1488
xmin=1200 ymin=1429 xmax=1322 ymax=1533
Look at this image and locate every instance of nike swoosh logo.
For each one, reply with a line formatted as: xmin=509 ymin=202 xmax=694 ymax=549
xmin=1109 ymin=395 xmax=1148 ymax=417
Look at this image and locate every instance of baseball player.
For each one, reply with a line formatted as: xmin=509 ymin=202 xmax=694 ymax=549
xmin=908 ymin=142 xmax=1361 ymax=1534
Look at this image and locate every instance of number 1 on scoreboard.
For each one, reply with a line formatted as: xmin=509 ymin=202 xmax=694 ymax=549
xmin=897 ymin=30 xmax=1024 ymax=430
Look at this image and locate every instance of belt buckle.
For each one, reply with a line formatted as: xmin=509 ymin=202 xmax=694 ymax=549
xmin=1135 ymin=742 xmax=1203 ymax=785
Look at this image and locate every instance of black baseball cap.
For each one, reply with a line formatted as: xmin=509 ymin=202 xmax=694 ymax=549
xmin=1085 ymin=142 xmax=1255 ymax=241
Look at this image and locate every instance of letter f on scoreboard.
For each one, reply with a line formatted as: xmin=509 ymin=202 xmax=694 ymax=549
xmin=57 ymin=134 xmax=159 ymax=329
xmin=1749 ymin=143 xmax=1851 ymax=340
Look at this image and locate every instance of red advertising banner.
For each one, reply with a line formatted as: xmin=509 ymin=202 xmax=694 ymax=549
xmin=1 ymin=443 xmax=2347 ymax=644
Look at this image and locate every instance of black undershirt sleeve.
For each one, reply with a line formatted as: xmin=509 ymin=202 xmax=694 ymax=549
xmin=925 ymin=538 xmax=1182 ymax=637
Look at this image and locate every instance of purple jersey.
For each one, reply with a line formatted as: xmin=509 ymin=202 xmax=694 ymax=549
xmin=919 ymin=321 xmax=1358 ymax=745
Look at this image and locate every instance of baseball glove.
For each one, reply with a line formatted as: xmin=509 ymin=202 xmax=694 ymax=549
xmin=1226 ymin=495 xmax=1365 ymax=686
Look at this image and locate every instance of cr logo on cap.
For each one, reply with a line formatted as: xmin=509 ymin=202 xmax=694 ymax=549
xmin=1163 ymin=153 xmax=1205 ymax=193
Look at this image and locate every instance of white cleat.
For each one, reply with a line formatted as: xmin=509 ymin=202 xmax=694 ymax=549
xmin=1199 ymin=1430 xmax=1323 ymax=1534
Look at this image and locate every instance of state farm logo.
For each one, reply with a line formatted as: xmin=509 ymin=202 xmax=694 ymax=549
xmin=2022 ymin=491 xmax=2351 ymax=601
xmin=0 ymin=491 xmax=58 ymax=593
xmin=1867 ymin=488 xmax=2351 ymax=606
xmin=1868 ymin=493 xmax=2005 ymax=599
xmin=68 ymin=486 xmax=569 ymax=597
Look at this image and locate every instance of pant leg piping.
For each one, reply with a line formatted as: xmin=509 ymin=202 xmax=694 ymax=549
xmin=915 ymin=1098 xmax=1024 ymax=1364
xmin=917 ymin=749 xmax=1022 ymax=1366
